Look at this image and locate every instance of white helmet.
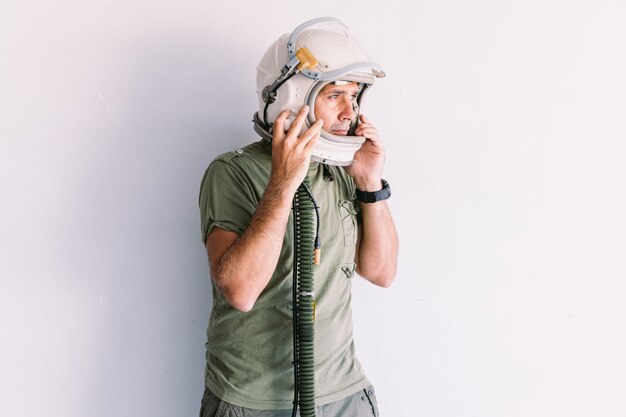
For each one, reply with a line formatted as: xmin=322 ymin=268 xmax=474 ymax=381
xmin=253 ymin=17 xmax=386 ymax=166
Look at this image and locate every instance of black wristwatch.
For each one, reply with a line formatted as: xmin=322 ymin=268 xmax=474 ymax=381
xmin=355 ymin=179 xmax=391 ymax=203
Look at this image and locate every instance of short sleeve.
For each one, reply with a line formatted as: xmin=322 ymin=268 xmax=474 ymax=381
xmin=199 ymin=159 xmax=258 ymax=243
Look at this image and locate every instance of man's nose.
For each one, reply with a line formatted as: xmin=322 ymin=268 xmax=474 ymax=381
xmin=339 ymin=99 xmax=356 ymax=120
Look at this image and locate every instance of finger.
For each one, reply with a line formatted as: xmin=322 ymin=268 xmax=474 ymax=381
xmin=273 ymin=110 xmax=290 ymax=140
xmin=356 ymin=128 xmax=380 ymax=143
xmin=303 ymin=129 xmax=321 ymax=152
xmin=354 ymin=123 xmax=374 ymax=135
xmin=360 ymin=114 xmax=369 ymax=123
xmin=302 ymin=119 xmax=324 ymax=141
xmin=355 ymin=125 xmax=378 ymax=137
xmin=286 ymin=105 xmax=310 ymax=138
xmin=303 ymin=119 xmax=323 ymax=138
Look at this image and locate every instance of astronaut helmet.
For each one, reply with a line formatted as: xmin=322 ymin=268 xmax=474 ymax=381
xmin=253 ymin=17 xmax=385 ymax=166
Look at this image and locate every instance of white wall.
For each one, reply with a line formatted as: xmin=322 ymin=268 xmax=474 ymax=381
xmin=1 ymin=1 xmax=625 ymax=416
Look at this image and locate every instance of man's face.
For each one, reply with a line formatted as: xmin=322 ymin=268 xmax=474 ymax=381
xmin=313 ymin=82 xmax=360 ymax=136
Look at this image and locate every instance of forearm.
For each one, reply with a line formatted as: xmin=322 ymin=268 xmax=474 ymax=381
xmin=355 ymin=200 xmax=398 ymax=287
xmin=213 ymin=180 xmax=294 ymax=311
xmin=208 ymin=106 xmax=321 ymax=311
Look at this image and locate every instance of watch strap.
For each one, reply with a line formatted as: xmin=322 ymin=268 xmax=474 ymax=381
xmin=355 ymin=179 xmax=391 ymax=203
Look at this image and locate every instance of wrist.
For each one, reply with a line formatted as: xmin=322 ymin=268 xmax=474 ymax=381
xmin=355 ymin=179 xmax=391 ymax=203
xmin=353 ymin=178 xmax=382 ymax=192
xmin=266 ymin=177 xmax=298 ymax=203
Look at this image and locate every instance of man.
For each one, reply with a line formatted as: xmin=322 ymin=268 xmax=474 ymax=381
xmin=199 ymin=18 xmax=398 ymax=417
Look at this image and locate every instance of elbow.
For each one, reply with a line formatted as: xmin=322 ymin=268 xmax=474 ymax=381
xmin=221 ymin=287 xmax=257 ymax=313
xmin=229 ymin=298 xmax=255 ymax=313
xmin=376 ymin=273 xmax=396 ymax=288
xmin=216 ymin=280 xmax=258 ymax=313
xmin=211 ymin=268 xmax=259 ymax=313
xmin=356 ymin=263 xmax=397 ymax=288
xmin=373 ymin=270 xmax=397 ymax=288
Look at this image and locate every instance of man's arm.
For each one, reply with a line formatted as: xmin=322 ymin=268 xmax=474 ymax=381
xmin=354 ymin=202 xmax=398 ymax=287
xmin=347 ymin=114 xmax=399 ymax=287
xmin=205 ymin=107 xmax=323 ymax=312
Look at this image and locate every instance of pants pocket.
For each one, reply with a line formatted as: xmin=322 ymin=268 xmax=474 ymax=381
xmin=215 ymin=401 xmax=243 ymax=417
xmin=200 ymin=386 xmax=243 ymax=417
xmin=362 ymin=386 xmax=379 ymax=417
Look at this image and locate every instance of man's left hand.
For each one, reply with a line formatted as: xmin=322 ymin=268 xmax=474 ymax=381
xmin=344 ymin=114 xmax=385 ymax=191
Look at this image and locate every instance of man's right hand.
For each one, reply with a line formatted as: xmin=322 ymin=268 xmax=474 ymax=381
xmin=269 ymin=105 xmax=323 ymax=194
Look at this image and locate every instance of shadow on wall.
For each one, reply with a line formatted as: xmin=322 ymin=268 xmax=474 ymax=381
xmin=70 ymin=26 xmax=259 ymax=416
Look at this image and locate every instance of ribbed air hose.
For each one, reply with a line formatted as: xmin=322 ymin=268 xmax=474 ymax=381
xmin=292 ymin=177 xmax=317 ymax=417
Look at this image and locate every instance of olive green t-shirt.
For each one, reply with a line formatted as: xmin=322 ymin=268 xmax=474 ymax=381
xmin=198 ymin=140 xmax=370 ymax=410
